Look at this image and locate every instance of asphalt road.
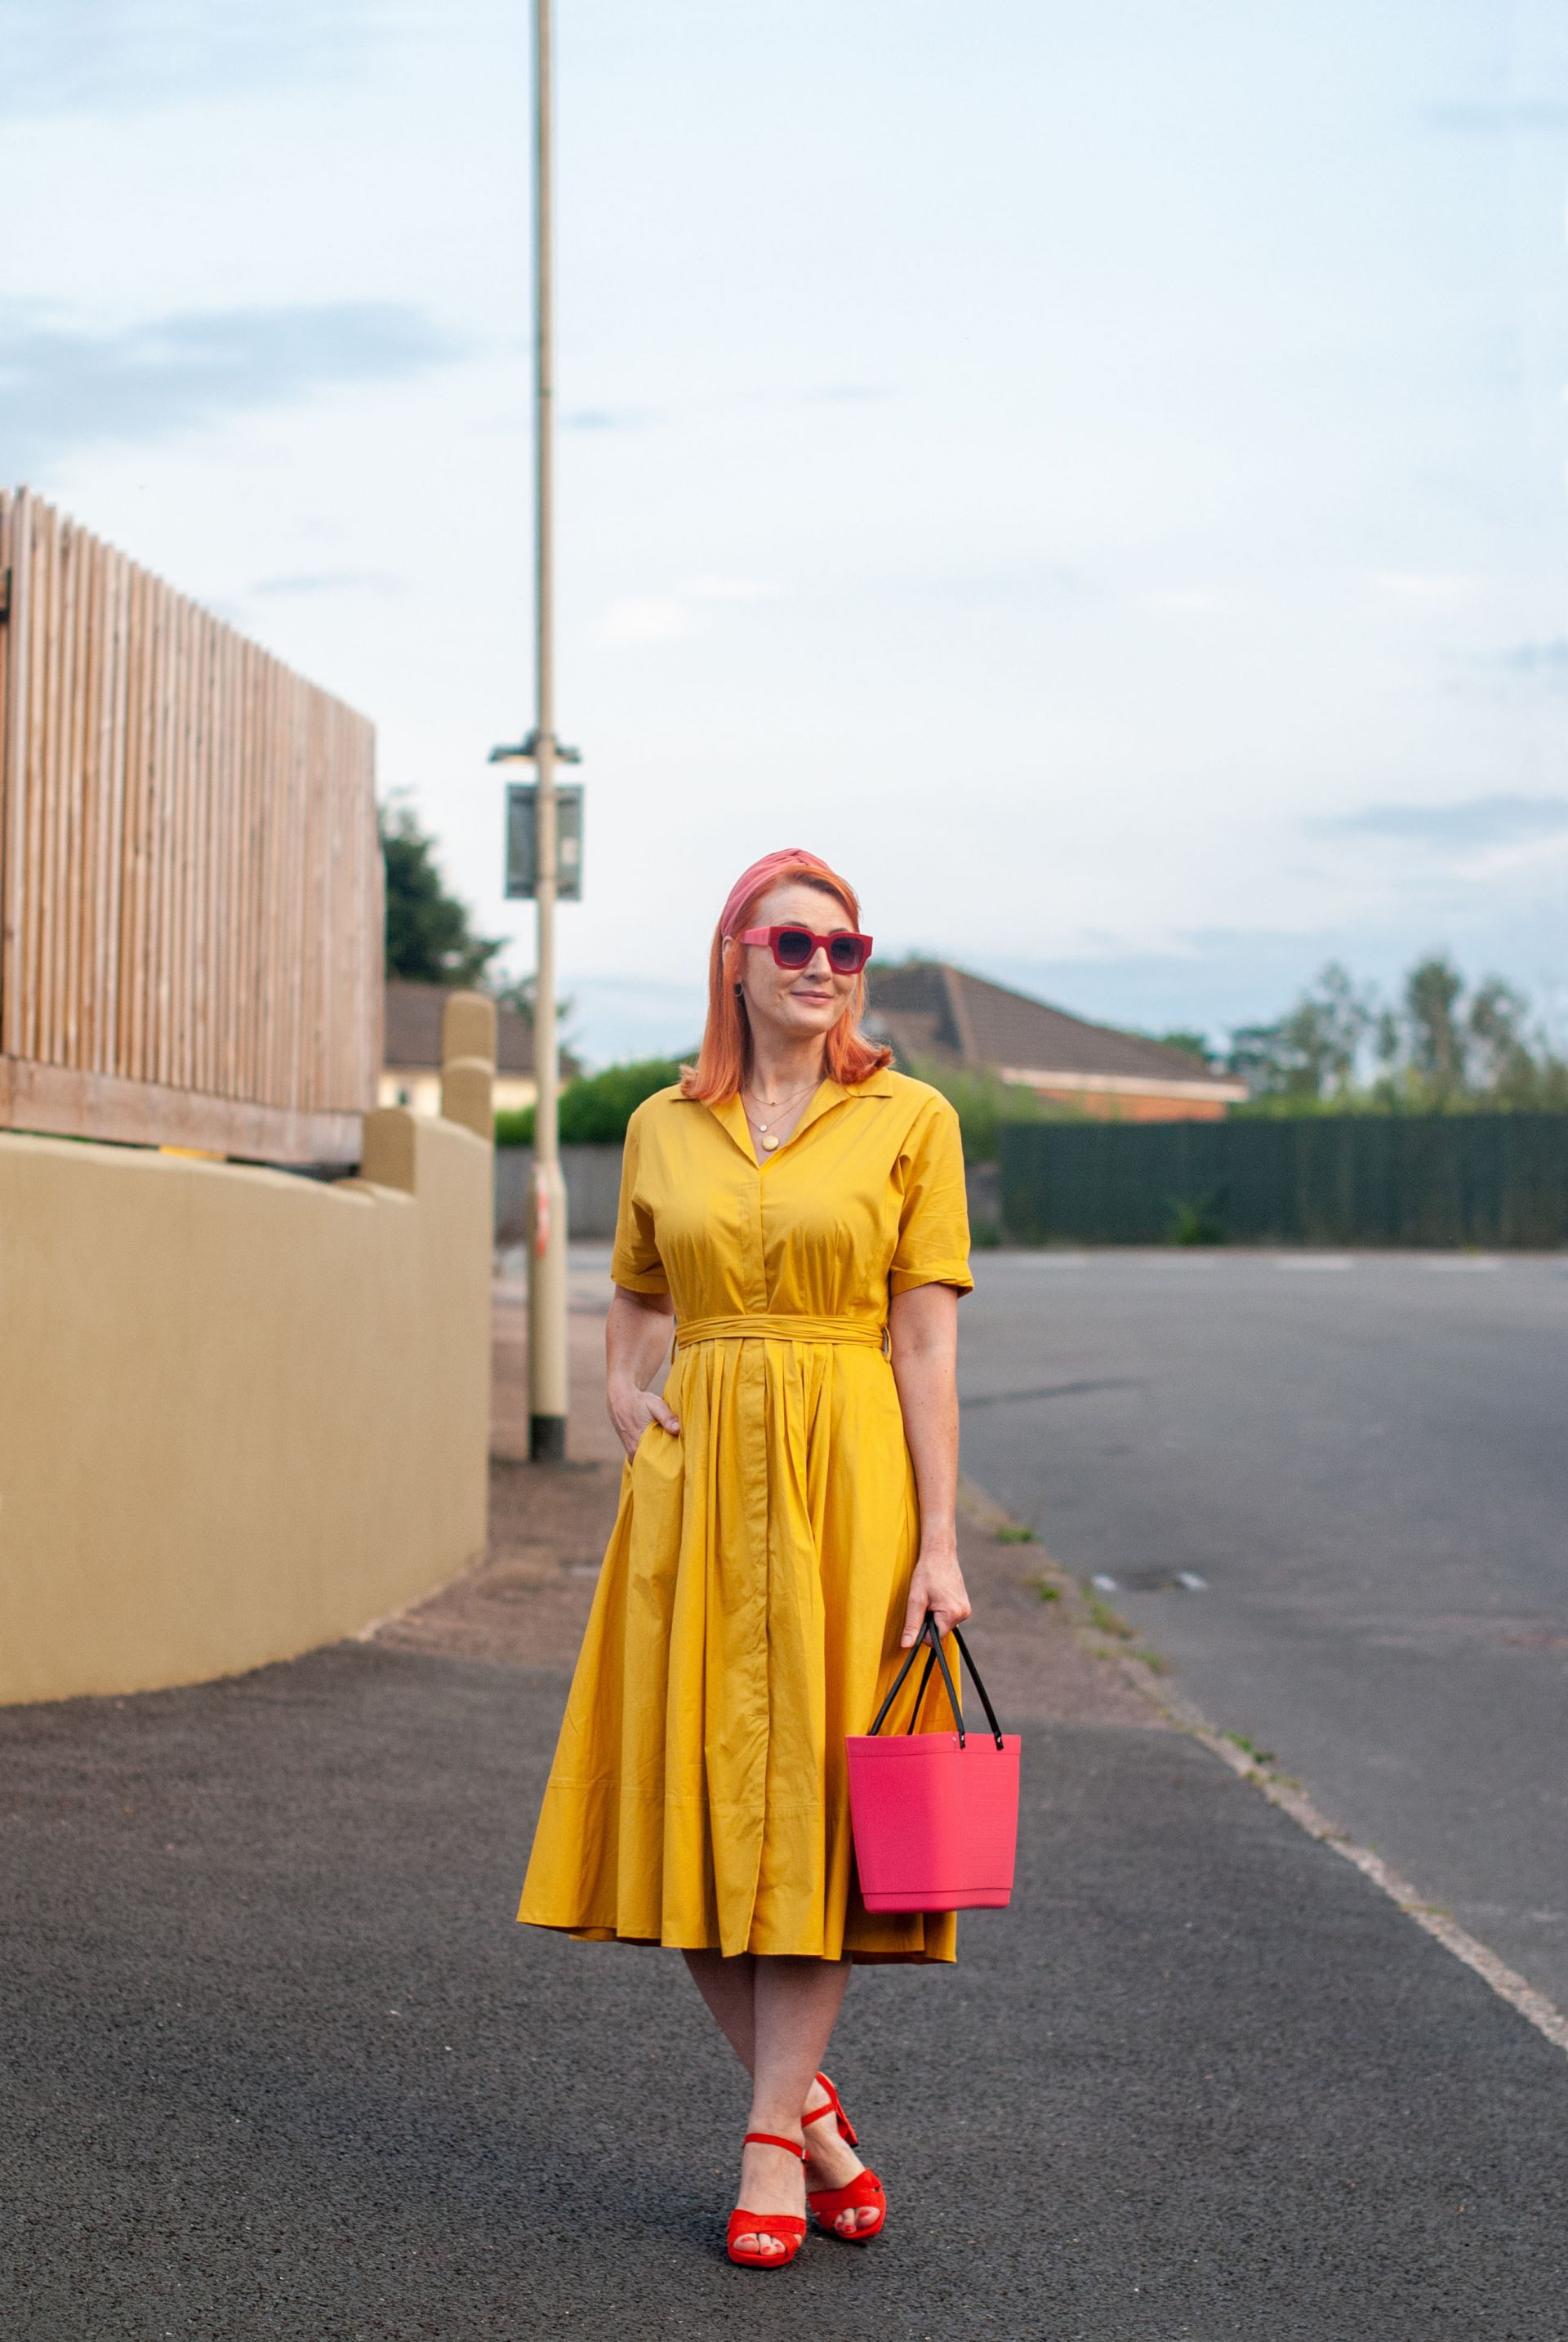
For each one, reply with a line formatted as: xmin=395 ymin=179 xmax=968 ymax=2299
xmin=5 ymin=1643 xmax=1566 ymax=2340
xmin=959 ymin=1249 xmax=1568 ymax=2012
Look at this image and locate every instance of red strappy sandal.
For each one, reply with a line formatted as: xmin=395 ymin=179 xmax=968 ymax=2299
xmin=803 ymin=2071 xmax=887 ymax=2243
xmin=725 ymin=2132 xmax=808 ymax=2269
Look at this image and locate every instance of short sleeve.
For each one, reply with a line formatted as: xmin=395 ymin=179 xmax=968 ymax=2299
xmin=890 ymin=1097 xmax=973 ymax=1296
xmin=609 ymin=1107 xmax=669 ymax=1295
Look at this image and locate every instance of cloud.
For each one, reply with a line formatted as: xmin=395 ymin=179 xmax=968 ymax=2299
xmin=561 ymin=407 xmax=657 ymax=432
xmin=1497 ymin=639 xmax=1568 ymax=677
xmin=1314 ymin=795 xmax=1568 ymax=848
xmin=600 ymin=596 xmax=696 ymax=646
xmin=1367 ymin=569 xmax=1487 ymax=608
xmin=804 ymin=385 xmax=895 ymax=406
xmin=0 ymin=0 xmax=384 ymax=119
xmin=684 ymin=576 xmax=777 ymax=604
xmin=0 ymin=301 xmax=465 ymax=475
xmin=1423 ymin=99 xmax=1568 ymax=133
xmin=561 ymin=386 xmax=890 ymax=432
xmin=598 ymin=576 xmax=780 ymax=645
xmin=914 ymin=559 xmax=1086 ymax=607
xmin=1138 ymin=586 xmax=1226 ymax=617
xmin=249 ymin=570 xmax=401 ymax=599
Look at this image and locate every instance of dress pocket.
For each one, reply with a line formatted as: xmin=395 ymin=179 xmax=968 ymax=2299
xmin=632 ymin=1420 xmax=683 ymax=1479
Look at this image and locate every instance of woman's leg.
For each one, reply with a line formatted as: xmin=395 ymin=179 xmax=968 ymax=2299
xmin=682 ymin=1949 xmax=756 ymax=2073
xmin=729 ymin=1956 xmax=851 ymax=2258
xmin=684 ymin=1950 xmax=875 ymax=2247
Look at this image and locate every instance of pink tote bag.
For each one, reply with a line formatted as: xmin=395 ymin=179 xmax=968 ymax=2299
xmin=846 ymin=1616 xmax=1020 ymax=1912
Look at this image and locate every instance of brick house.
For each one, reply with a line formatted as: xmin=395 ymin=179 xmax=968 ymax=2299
xmin=866 ymin=960 xmax=1245 ymax=1122
xmin=380 ymin=981 xmax=558 ymax=1118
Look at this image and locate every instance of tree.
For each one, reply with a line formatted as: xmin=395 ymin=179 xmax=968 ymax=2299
xmin=1227 ymin=963 xmax=1372 ymax=1098
xmin=381 ymin=799 xmax=504 ymax=987
xmin=1145 ymin=1029 xmax=1217 ymax=1070
xmin=1232 ymin=951 xmax=1568 ymax=1113
xmin=490 ymin=971 xmax=537 ymax=1026
xmin=1466 ymin=977 xmax=1533 ymax=1094
xmin=908 ymin=1059 xmax=1047 ymax=1162
xmin=1402 ymin=954 xmax=1467 ymax=1097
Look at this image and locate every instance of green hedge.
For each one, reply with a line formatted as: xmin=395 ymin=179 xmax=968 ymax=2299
xmin=495 ymin=1057 xmax=685 ymax=1147
xmin=907 ymin=1057 xmax=1070 ymax=1163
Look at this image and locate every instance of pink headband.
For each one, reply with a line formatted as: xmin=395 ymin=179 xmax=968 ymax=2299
xmin=719 ymin=848 xmax=842 ymax=942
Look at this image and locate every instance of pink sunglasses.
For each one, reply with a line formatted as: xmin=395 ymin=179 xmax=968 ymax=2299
xmin=739 ymin=924 xmax=874 ymax=974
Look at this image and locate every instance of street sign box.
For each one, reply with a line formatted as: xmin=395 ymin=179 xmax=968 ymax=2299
xmin=505 ymin=781 xmax=583 ymax=901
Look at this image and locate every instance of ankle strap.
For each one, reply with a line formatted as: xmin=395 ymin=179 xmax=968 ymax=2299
xmin=744 ymin=2131 xmax=806 ymax=2160
xmin=802 ymin=2069 xmax=840 ymax=2128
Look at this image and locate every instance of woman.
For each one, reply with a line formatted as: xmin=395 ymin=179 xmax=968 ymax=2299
xmin=519 ymin=847 xmax=973 ymax=2268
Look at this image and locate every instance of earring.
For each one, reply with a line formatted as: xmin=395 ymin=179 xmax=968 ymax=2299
xmin=734 ymin=982 xmax=744 ymax=997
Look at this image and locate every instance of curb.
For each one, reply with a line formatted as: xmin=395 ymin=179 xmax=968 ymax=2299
xmin=966 ymin=1476 xmax=1568 ymax=2063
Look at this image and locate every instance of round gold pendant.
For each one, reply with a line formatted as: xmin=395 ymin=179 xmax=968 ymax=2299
xmin=762 ymin=1133 xmax=780 ymax=1152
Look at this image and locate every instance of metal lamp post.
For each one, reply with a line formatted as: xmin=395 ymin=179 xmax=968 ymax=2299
xmin=491 ymin=0 xmax=572 ymax=1462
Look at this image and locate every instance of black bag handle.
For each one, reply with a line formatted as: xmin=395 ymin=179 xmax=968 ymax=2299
xmin=866 ymin=1613 xmax=1005 ymax=1751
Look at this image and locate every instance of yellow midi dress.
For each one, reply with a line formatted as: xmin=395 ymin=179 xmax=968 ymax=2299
xmin=517 ymin=1067 xmax=973 ymax=1964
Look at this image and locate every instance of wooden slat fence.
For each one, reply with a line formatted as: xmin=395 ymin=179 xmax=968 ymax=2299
xmin=0 ymin=488 xmax=382 ymax=1164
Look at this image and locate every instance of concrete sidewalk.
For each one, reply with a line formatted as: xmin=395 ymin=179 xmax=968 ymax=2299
xmin=3 ymin=1274 xmax=1565 ymax=2339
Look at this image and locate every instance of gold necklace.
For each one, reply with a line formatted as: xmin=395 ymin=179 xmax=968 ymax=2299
xmin=743 ymin=1075 xmax=818 ymax=1152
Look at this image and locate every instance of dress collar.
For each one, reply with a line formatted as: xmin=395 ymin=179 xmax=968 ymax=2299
xmin=695 ymin=1068 xmax=897 ymax=1164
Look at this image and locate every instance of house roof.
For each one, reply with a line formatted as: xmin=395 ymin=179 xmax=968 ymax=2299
xmin=866 ymin=961 xmax=1241 ymax=1098
xmin=383 ymin=980 xmax=538 ymax=1077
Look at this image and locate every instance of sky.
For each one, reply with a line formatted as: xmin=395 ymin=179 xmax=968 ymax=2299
xmin=4 ymin=0 xmax=1566 ymax=1064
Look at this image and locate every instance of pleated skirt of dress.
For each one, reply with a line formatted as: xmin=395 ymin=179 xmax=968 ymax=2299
xmin=518 ymin=1333 xmax=958 ymax=1963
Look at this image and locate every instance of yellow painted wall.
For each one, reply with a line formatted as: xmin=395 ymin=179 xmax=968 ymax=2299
xmin=0 ymin=1000 xmax=497 ymax=1705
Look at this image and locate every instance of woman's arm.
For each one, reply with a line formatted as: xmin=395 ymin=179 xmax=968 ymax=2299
xmin=606 ymin=1285 xmax=679 ymax=1461
xmin=888 ymin=1281 xmax=971 ymax=1644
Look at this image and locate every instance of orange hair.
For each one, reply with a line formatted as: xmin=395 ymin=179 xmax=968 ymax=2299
xmin=680 ymin=854 xmax=892 ymax=1104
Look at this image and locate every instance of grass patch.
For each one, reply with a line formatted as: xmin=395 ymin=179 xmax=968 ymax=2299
xmin=1167 ymin=1194 xmax=1227 ymax=1246
xmin=1131 ymin=1646 xmax=1169 ymax=1675
xmin=1085 ymin=1596 xmax=1134 ymax=1640
xmin=1027 ymin=1576 xmax=1061 ymax=1602
xmin=1225 ymin=1730 xmax=1276 ymax=1765
xmin=996 ymin=1524 xmax=1036 ymax=1545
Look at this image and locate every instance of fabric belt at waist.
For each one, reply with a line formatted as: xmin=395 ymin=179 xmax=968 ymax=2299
xmin=673 ymin=1311 xmax=887 ymax=1351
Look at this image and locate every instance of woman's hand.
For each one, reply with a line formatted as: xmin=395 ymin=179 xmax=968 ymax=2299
xmin=900 ymin=1536 xmax=972 ymax=1645
xmin=608 ymin=1375 xmax=680 ymax=1463
xmin=605 ymin=1285 xmax=679 ymax=1462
